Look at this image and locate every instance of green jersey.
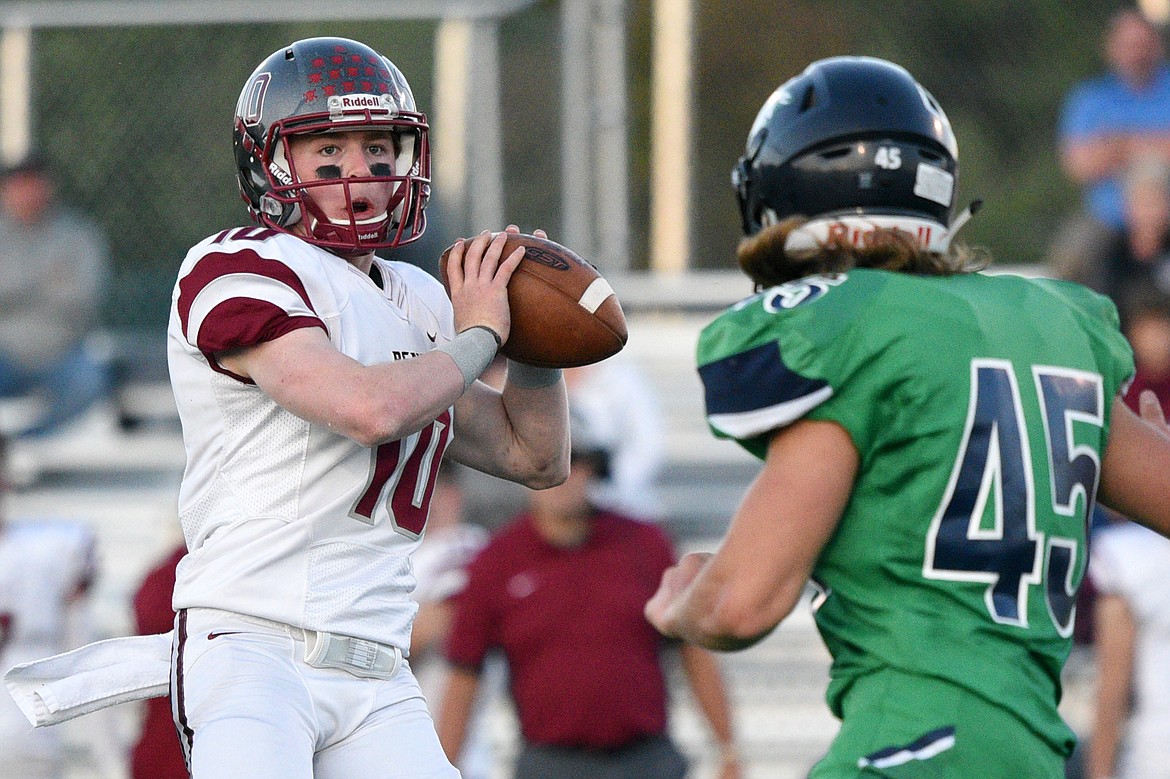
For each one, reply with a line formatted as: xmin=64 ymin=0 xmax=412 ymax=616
xmin=697 ymin=268 xmax=1134 ymax=756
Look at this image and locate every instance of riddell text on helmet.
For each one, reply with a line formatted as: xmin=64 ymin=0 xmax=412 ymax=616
xmin=328 ymin=94 xmax=399 ymax=121
xmin=826 ymin=222 xmax=933 ymax=248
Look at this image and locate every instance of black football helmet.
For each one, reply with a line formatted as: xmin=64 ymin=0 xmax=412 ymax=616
xmin=233 ymin=37 xmax=430 ymax=253
xmin=732 ymin=57 xmax=969 ymax=252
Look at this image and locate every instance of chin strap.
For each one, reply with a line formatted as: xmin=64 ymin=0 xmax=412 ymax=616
xmin=943 ymin=199 xmax=982 ymax=248
xmin=783 ymin=199 xmax=983 ymax=255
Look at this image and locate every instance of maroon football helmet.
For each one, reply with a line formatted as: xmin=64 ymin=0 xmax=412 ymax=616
xmin=233 ymin=37 xmax=431 ymax=254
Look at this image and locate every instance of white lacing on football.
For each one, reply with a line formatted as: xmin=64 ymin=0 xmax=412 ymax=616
xmin=578 ymin=278 xmax=615 ymax=314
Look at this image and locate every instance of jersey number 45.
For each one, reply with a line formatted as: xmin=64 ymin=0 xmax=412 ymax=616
xmin=924 ymin=359 xmax=1103 ymax=637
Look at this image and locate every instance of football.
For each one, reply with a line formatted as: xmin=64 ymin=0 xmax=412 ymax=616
xmin=440 ymin=233 xmax=628 ymax=368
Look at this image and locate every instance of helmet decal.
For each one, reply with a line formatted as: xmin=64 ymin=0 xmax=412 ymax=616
xmin=241 ymin=73 xmax=270 ymax=126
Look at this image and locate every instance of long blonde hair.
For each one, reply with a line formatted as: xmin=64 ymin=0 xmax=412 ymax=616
xmin=736 ymin=217 xmax=987 ymax=291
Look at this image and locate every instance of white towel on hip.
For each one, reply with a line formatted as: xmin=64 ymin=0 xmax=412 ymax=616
xmin=3 ymin=631 xmax=173 ymax=727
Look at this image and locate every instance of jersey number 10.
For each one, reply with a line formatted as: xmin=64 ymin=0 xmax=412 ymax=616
xmin=924 ymin=359 xmax=1104 ymax=637
xmin=351 ymin=410 xmax=452 ymax=538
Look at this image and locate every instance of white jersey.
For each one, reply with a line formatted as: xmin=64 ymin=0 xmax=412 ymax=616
xmin=168 ymin=227 xmax=455 ymax=649
xmin=1089 ymin=521 xmax=1170 ymax=779
xmin=0 ymin=520 xmax=95 ymax=768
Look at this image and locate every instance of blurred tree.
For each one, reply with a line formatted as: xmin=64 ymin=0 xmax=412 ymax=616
xmin=683 ymin=0 xmax=1118 ymax=270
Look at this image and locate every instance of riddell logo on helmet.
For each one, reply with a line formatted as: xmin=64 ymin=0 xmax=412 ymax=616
xmin=826 ymin=222 xmax=931 ymax=248
xmin=340 ymin=95 xmax=383 ymax=109
xmin=328 ymin=94 xmax=398 ymax=121
xmin=268 ymin=162 xmax=294 ymax=187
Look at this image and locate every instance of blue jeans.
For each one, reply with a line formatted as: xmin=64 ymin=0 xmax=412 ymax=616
xmin=0 ymin=342 xmax=110 ymax=437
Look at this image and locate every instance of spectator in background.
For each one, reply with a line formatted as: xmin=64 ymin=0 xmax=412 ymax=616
xmin=1093 ymin=156 xmax=1170 ymax=304
xmin=129 ymin=542 xmax=187 ymax=779
xmin=1077 ymin=294 xmax=1170 ymax=779
xmin=1052 ymin=9 xmax=1170 ymax=294
xmin=1086 ymin=516 xmax=1170 ymax=779
xmin=0 ymin=153 xmax=110 ymax=438
xmin=565 ymin=354 xmax=666 ymax=521
xmin=437 ymin=409 xmax=741 ymax=779
xmin=410 ymin=460 xmax=494 ymax=779
xmin=1122 ymin=290 xmax=1170 ymax=413
xmin=0 ymin=433 xmax=97 ymax=778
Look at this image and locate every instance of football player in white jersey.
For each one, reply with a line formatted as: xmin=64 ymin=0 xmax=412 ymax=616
xmin=0 ymin=435 xmax=96 ymax=779
xmin=166 ymin=37 xmax=569 ymax=779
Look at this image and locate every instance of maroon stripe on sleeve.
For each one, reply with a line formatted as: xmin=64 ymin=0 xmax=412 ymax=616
xmin=177 ymin=248 xmax=318 ymax=340
xmin=196 ymin=298 xmax=326 ymax=355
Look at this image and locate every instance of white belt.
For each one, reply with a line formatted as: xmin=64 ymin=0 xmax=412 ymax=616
xmin=303 ymin=630 xmax=402 ymax=680
xmin=3 ymin=616 xmax=405 ymax=729
xmin=190 ymin=609 xmax=403 ymax=681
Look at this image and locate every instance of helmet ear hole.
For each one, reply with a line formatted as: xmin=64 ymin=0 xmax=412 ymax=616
xmin=799 ymin=84 xmax=817 ymax=112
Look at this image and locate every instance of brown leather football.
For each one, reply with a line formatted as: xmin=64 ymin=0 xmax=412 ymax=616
xmin=439 ymin=233 xmax=627 ymax=368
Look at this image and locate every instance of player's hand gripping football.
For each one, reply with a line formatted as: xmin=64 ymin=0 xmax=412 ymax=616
xmin=444 ymin=225 xmax=547 ymax=346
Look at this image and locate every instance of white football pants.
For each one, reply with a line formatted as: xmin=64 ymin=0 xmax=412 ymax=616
xmin=172 ymin=608 xmax=460 ymax=779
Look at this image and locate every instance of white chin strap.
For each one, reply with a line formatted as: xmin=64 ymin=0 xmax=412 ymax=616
xmin=782 ymin=202 xmax=980 ymax=255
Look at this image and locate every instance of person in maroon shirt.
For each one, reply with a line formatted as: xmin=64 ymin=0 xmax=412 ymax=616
xmin=1121 ymin=291 xmax=1170 ymax=415
xmin=129 ymin=543 xmax=188 ymax=779
xmin=437 ymin=413 xmax=741 ymax=779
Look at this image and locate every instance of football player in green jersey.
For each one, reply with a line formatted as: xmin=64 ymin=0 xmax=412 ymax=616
xmin=644 ymin=56 xmax=1170 ymax=778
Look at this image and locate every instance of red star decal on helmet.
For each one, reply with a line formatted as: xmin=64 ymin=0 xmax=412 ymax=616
xmin=308 ymin=72 xmax=322 ymax=84
xmin=361 ymin=81 xmax=373 ymax=91
xmin=342 ymin=81 xmax=354 ymax=91
xmin=329 ymin=69 xmax=341 ymax=80
xmin=332 ymin=55 xmax=344 ymax=65
xmin=304 ymin=89 xmax=317 ymax=102
xmin=347 ymin=67 xmax=359 ymax=77
xmin=323 ymin=85 xmax=336 ymax=96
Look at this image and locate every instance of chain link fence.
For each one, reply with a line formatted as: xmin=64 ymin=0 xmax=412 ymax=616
xmin=29 ymin=21 xmax=445 ymax=336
